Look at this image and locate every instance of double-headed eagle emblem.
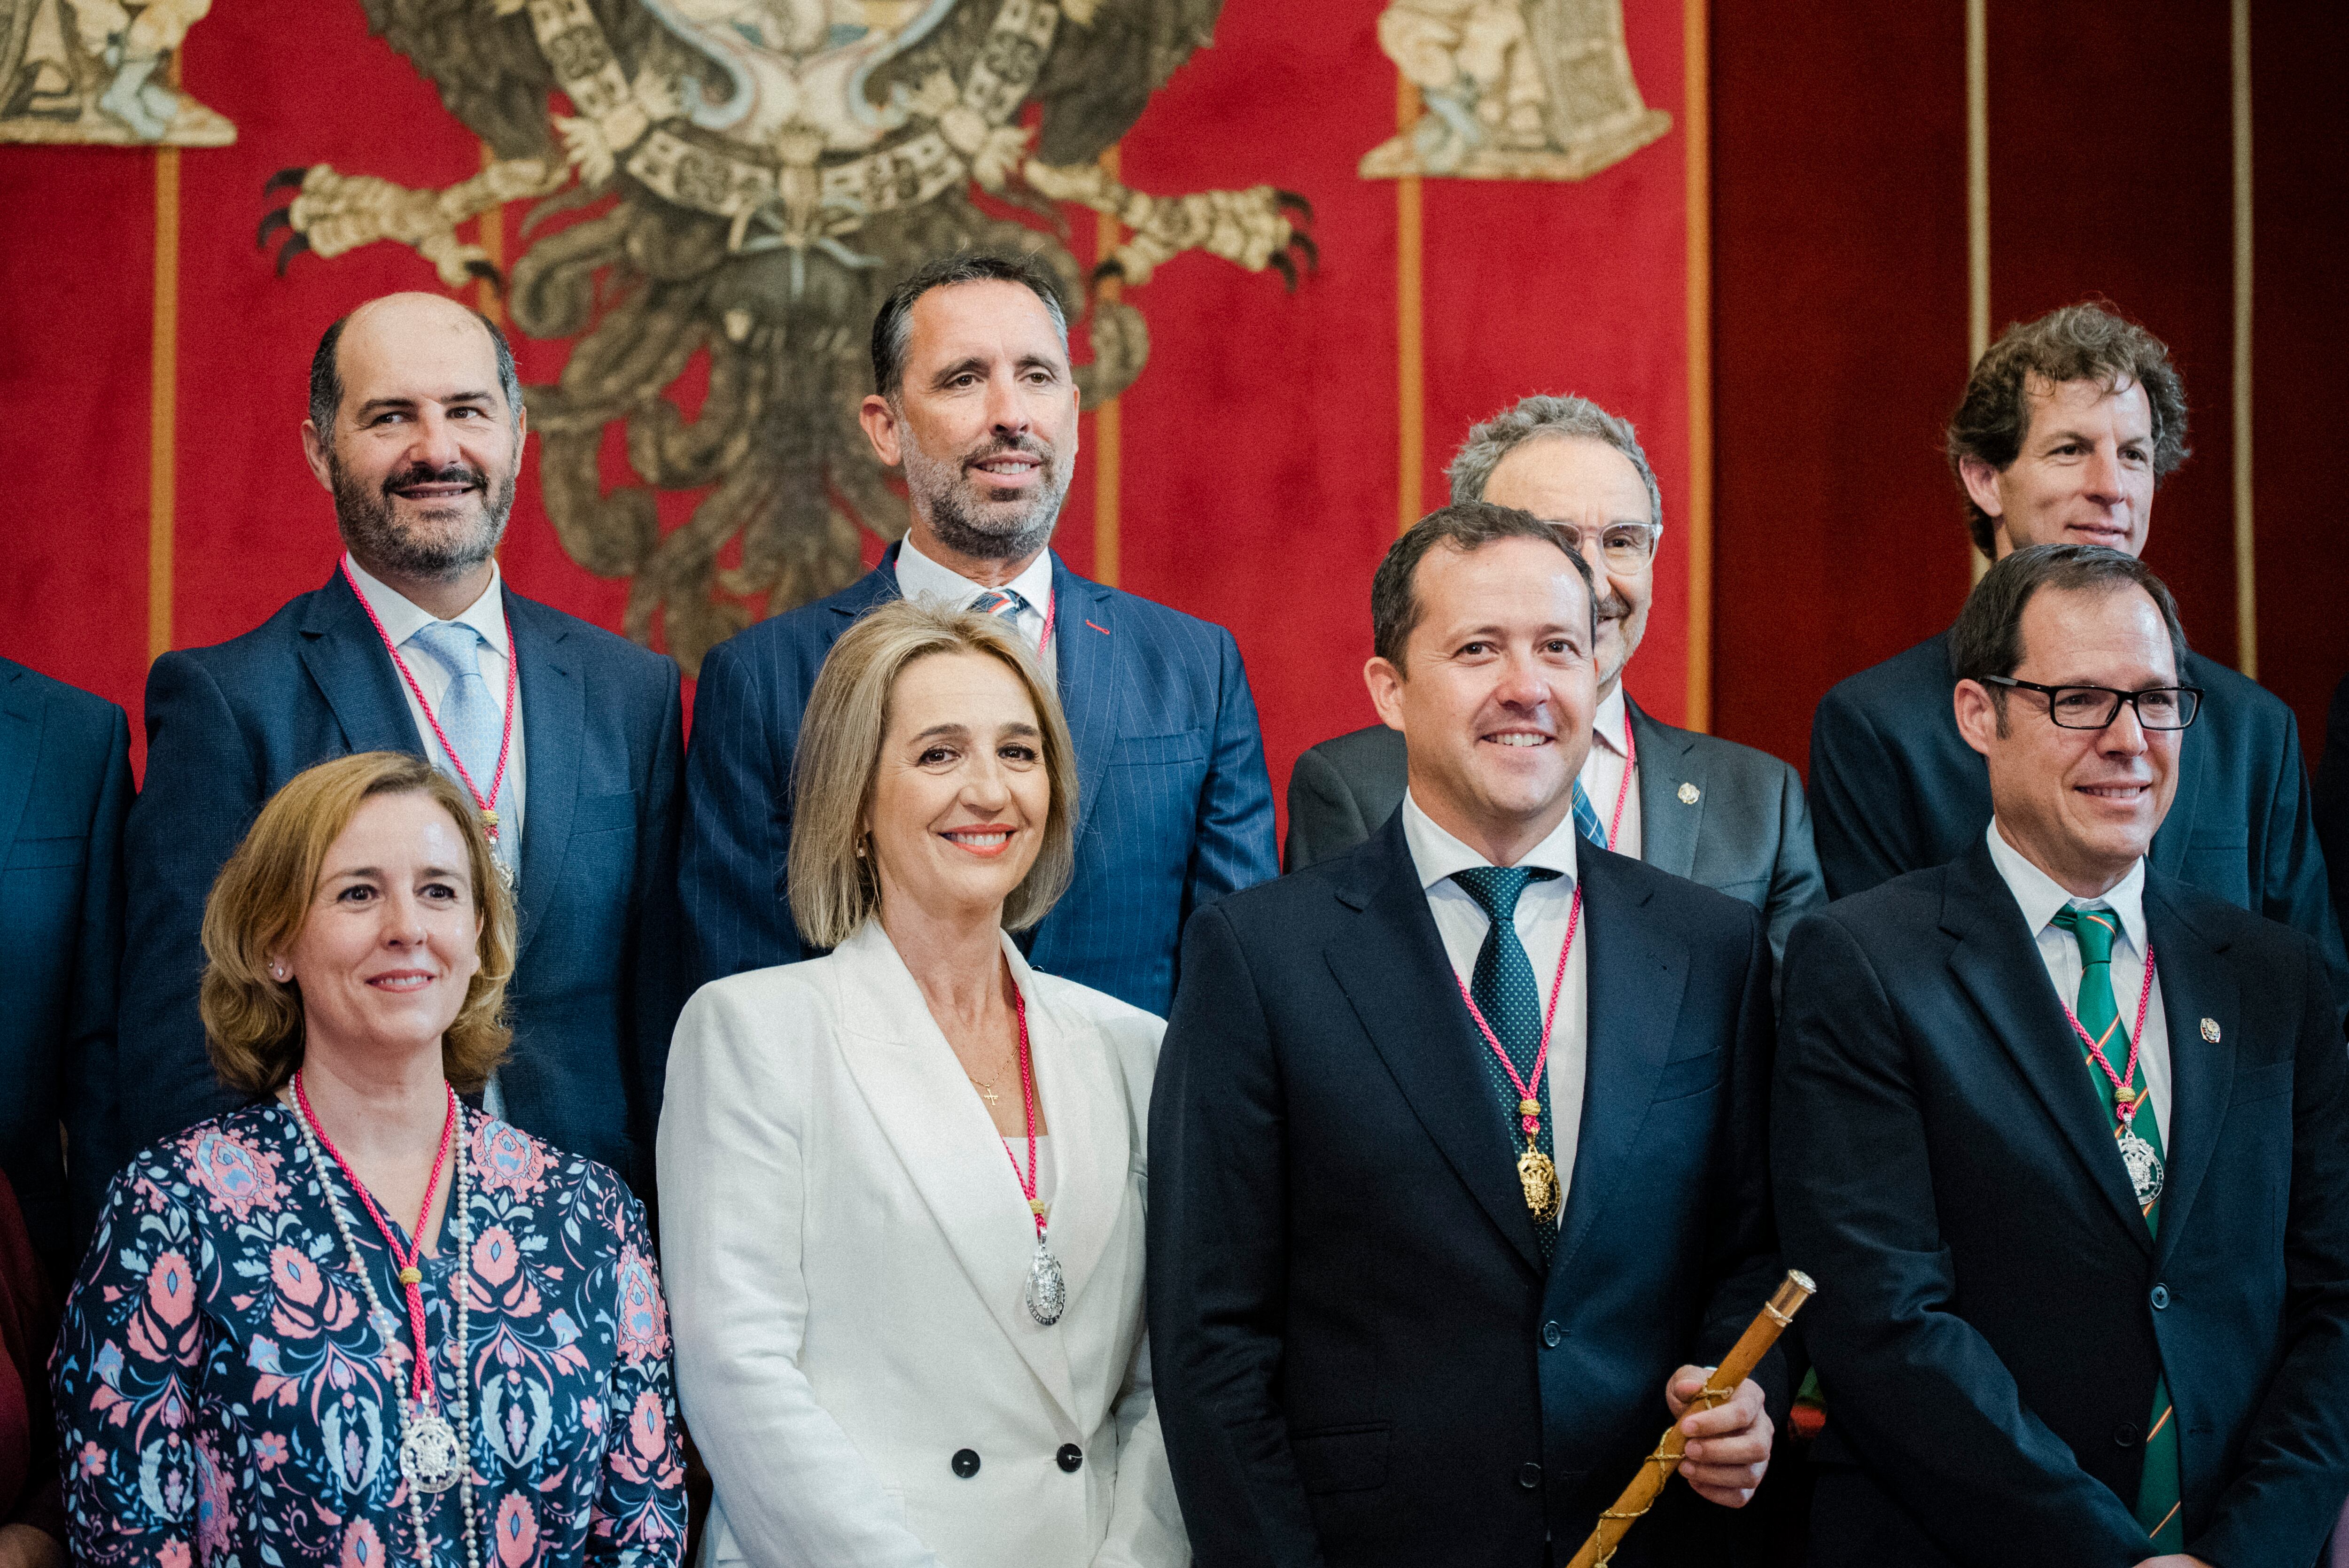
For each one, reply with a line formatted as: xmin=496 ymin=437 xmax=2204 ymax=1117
xmin=259 ymin=0 xmax=1314 ymax=671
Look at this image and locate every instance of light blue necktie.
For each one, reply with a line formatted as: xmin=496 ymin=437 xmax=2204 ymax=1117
xmin=405 ymin=620 xmax=518 ymax=880
xmin=1570 ymin=777 xmax=1608 ymax=850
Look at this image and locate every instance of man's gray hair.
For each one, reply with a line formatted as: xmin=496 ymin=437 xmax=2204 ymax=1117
xmin=1445 ymin=394 xmax=1664 ymax=533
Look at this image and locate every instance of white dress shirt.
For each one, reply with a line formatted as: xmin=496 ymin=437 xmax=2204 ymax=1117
xmin=342 ymin=554 xmax=529 ymax=846
xmin=896 ymin=535 xmax=1058 ymax=682
xmin=1579 ymin=686 xmax=1641 ymax=859
xmin=1985 ymin=819 xmax=2171 ymax=1150
xmin=1401 ymin=792 xmax=1590 ymax=1220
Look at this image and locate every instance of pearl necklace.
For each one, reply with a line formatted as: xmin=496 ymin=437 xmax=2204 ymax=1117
xmin=288 ymin=1090 xmax=481 ymax=1568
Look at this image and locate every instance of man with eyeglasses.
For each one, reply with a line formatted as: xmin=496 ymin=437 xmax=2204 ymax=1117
xmin=1808 ymin=302 xmax=2345 ymax=1010
xmin=1285 ymin=393 xmax=1826 ymax=978
xmin=1776 ymin=542 xmax=2349 ymax=1568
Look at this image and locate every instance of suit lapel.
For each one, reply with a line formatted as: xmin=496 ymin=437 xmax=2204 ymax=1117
xmin=1323 ymin=817 xmax=1547 ymax=1275
xmin=1627 ymin=699 xmax=1702 ymax=880
xmin=1554 ymin=850 xmax=1688 ymax=1274
xmin=0 ymin=665 xmax=41 ymax=855
xmin=825 ymin=552 xmax=906 ymax=630
xmin=831 ymin=924 xmax=1083 ymax=1421
xmin=509 ymin=595 xmax=581 ymax=966
xmin=1942 ymin=842 xmax=2154 ymax=1250
xmin=1014 ymin=944 xmax=1128 ymax=1326
xmin=1050 ymin=557 xmax=1120 ymax=846
xmin=296 ymin=572 xmax=427 ymax=758
xmin=2143 ymin=880 xmax=2237 ymax=1266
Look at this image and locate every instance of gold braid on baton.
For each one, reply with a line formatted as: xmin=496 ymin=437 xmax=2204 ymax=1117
xmin=1563 ymin=1270 xmax=1816 ymax=1568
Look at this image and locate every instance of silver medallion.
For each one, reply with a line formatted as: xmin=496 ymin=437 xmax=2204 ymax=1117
xmin=1025 ymin=1234 xmax=1067 ymax=1326
xmin=2116 ymin=1126 xmax=2165 ymax=1210
xmin=399 ymin=1409 xmax=463 ymax=1494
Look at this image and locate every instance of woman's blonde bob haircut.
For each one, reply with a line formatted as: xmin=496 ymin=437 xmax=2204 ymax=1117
xmin=789 ymin=598 xmax=1078 ymax=949
xmin=200 ymin=751 xmax=517 ymax=1097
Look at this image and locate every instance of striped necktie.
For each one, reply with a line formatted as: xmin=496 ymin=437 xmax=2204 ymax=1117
xmin=2051 ymin=904 xmax=2181 ymax=1551
xmin=970 ymin=587 xmax=1031 ymax=626
xmin=1570 ymin=777 xmax=1607 ymax=850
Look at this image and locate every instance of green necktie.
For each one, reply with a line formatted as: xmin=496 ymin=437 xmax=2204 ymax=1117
xmin=1453 ymin=865 xmax=1561 ymax=1260
xmin=2051 ymin=905 xmax=2182 ymax=1550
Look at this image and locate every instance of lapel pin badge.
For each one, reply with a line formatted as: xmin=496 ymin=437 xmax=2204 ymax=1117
xmin=2200 ymin=1017 xmax=2221 ymax=1043
xmin=1677 ymin=782 xmax=1700 ymax=805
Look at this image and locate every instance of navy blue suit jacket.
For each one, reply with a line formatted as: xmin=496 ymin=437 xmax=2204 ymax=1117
xmin=1775 ymin=838 xmax=2349 ymax=1568
xmin=1809 ymin=631 xmax=2349 ymax=1007
xmin=0 ymin=659 xmax=131 ymax=1272
xmin=119 ymin=572 xmax=686 ymax=1195
xmin=1148 ymin=814 xmax=1783 ymax=1568
xmin=681 ymin=547 xmax=1277 ymax=1016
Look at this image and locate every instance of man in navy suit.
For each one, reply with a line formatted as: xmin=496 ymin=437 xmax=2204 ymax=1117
xmin=682 ymin=252 xmax=1276 ymax=1015
xmin=1778 ymin=545 xmax=2349 ymax=1568
xmin=0 ymin=659 xmax=131 ymax=1277
xmin=1149 ymin=502 xmax=1781 ymax=1568
xmin=1807 ymin=303 xmax=2345 ymax=1007
xmin=120 ymin=293 xmax=685 ymax=1194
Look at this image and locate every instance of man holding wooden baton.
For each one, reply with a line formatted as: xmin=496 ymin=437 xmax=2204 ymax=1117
xmin=1148 ymin=502 xmax=1784 ymax=1567
xmin=1776 ymin=544 xmax=2349 ymax=1568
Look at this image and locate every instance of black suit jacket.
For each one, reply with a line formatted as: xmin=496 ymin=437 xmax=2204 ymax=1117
xmin=1149 ymin=814 xmax=1783 ymax=1568
xmin=2315 ymin=671 xmax=2349 ymax=945
xmin=1774 ymin=838 xmax=2349 ymax=1568
xmin=119 ymin=572 xmax=686 ymax=1195
xmin=1283 ymin=701 xmax=1826 ymax=978
xmin=1808 ymin=632 xmax=2348 ymax=1009
xmin=0 ymin=659 xmax=131 ymax=1272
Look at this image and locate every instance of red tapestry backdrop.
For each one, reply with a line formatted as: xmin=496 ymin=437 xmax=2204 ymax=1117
xmin=0 ymin=0 xmax=1702 ymax=838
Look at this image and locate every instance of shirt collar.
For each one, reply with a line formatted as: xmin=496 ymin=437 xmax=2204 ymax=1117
xmin=1983 ymin=817 xmax=2147 ymax=954
xmin=1401 ymin=788 xmax=1582 ymax=893
xmin=896 ymin=534 xmax=1055 ymax=618
xmin=343 ymin=553 xmax=511 ymax=660
xmin=1591 ymin=686 xmax=1629 ymax=758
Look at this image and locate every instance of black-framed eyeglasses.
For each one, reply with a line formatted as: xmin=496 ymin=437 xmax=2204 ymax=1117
xmin=1979 ymin=676 xmax=2203 ymax=730
xmin=1549 ymin=521 xmax=1660 ymax=567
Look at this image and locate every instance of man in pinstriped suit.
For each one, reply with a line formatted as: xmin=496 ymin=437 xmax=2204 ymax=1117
xmin=681 ymin=253 xmax=1277 ymax=1016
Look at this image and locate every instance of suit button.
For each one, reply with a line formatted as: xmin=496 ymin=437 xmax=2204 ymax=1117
xmin=952 ymin=1449 xmax=980 ymax=1478
xmin=1057 ymin=1444 xmax=1083 ymax=1473
xmin=1517 ymin=1462 xmax=1542 ymax=1490
xmin=2150 ymin=1285 xmax=2170 ymax=1310
xmin=1541 ymin=1321 xmax=1563 ymax=1348
xmin=2112 ymin=1421 xmax=2142 ymax=1448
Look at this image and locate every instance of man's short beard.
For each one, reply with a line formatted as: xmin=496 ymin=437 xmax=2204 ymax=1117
xmin=901 ymin=420 xmax=1068 ymax=564
xmin=332 ymin=450 xmax=515 ymax=581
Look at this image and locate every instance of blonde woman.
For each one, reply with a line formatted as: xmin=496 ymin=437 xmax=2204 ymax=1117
xmin=660 ymin=601 xmax=1185 ymax=1568
xmin=52 ymin=753 xmax=685 ymax=1568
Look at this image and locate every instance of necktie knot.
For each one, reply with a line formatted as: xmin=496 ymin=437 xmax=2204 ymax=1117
xmin=2051 ymin=904 xmax=2119 ymax=968
xmin=1452 ymin=864 xmax=1559 ymax=924
xmin=407 ymin=620 xmax=486 ymax=680
xmin=969 ymin=588 xmax=1031 ymax=620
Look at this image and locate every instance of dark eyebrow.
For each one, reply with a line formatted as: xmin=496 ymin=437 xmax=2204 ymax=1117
xmin=352 ymin=392 xmax=496 ymax=417
xmin=1015 ymin=353 xmax=1063 ymax=376
xmin=928 ymin=357 xmax=988 ymax=388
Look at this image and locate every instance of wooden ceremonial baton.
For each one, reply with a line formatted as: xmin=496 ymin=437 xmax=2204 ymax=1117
xmin=1563 ymin=1269 xmax=1817 ymax=1568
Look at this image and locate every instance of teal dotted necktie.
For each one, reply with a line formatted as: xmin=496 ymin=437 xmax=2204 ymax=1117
xmin=1453 ymin=864 xmax=1562 ymax=1257
xmin=1570 ymin=777 xmax=1608 ymax=850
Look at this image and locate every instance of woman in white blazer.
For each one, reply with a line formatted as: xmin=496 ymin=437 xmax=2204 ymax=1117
xmin=659 ymin=599 xmax=1187 ymax=1568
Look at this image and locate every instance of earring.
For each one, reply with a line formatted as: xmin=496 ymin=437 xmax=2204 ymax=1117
xmin=271 ymin=964 xmax=288 ymax=981
xmin=855 ymin=837 xmax=868 ymax=859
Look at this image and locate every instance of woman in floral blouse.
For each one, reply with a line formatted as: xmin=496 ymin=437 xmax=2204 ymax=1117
xmin=52 ymin=752 xmax=685 ymax=1568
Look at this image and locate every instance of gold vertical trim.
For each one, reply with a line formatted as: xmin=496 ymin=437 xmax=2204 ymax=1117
xmin=1396 ymin=73 xmax=1424 ymax=534
xmin=1966 ymin=0 xmax=1991 ymax=583
xmin=2231 ymin=0 xmax=2256 ymax=677
xmin=1682 ymin=0 xmax=1712 ymax=733
xmin=475 ymin=140 xmax=506 ymax=327
xmin=1093 ymin=144 xmax=1122 ymax=587
xmin=149 ymin=141 xmax=179 ymax=661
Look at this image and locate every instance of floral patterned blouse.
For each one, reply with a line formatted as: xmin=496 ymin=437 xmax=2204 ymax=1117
xmin=52 ymin=1103 xmax=687 ymax=1568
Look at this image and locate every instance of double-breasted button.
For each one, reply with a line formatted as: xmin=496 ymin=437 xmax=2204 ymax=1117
xmin=1541 ymin=1321 xmax=1563 ymax=1348
xmin=2150 ymin=1285 xmax=2170 ymax=1310
xmin=1517 ymin=1462 xmax=1542 ymax=1490
xmin=951 ymin=1449 xmax=981 ymax=1478
xmin=2112 ymin=1421 xmax=2142 ymax=1449
xmin=1057 ymin=1444 xmax=1084 ymax=1473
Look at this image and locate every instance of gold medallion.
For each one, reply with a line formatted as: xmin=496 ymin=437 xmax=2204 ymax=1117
xmin=1517 ymin=1146 xmax=1561 ymax=1223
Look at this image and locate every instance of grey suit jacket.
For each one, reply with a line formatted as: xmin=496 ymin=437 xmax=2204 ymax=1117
xmin=1284 ymin=699 xmax=1827 ymax=978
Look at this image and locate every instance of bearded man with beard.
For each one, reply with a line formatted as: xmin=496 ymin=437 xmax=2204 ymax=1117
xmin=682 ymin=252 xmax=1276 ymax=1016
xmin=118 ymin=292 xmax=687 ymax=1197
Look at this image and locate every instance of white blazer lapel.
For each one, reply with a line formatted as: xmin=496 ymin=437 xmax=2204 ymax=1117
xmin=830 ymin=923 xmax=1082 ymax=1422
xmin=1007 ymin=940 xmax=1130 ymax=1327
